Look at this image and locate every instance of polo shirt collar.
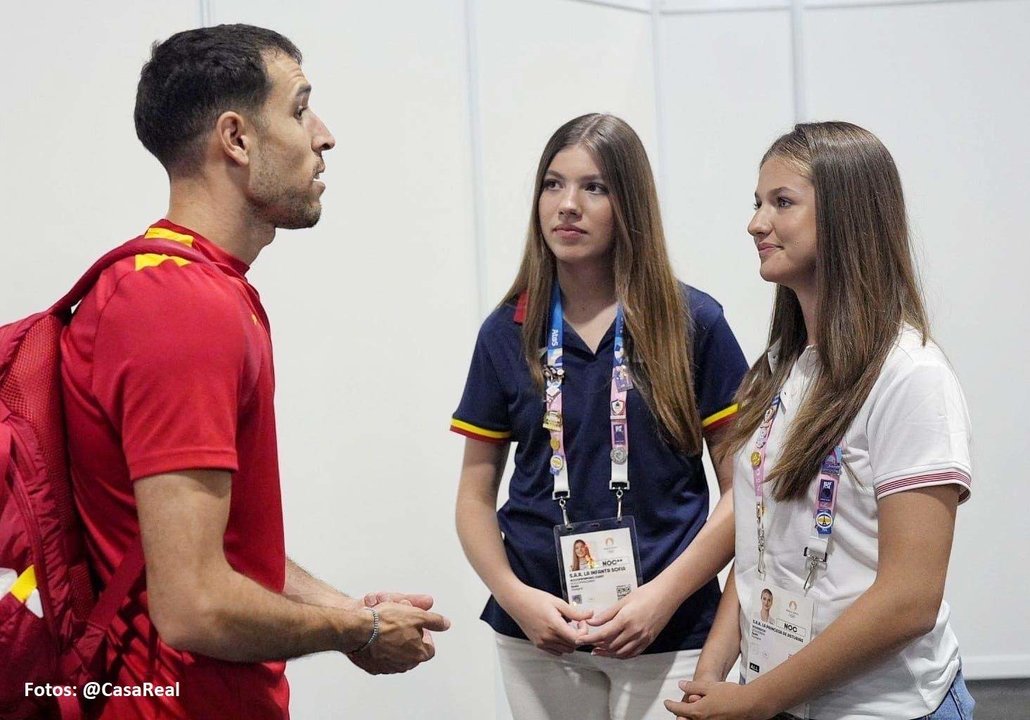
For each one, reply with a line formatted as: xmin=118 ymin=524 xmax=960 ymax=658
xmin=511 ymin=290 xmax=616 ymax=357
xmin=514 ymin=291 xmax=528 ymax=324
xmin=765 ymin=340 xmax=819 ymax=372
xmin=145 ymin=219 xmax=251 ymax=277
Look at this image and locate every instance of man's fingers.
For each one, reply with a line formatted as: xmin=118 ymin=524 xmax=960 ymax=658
xmin=419 ymin=611 xmax=451 ymax=632
xmin=403 ymin=593 xmax=435 ymax=610
xmin=422 ymin=637 xmax=436 ymax=661
xmin=368 ymin=591 xmax=435 ymax=610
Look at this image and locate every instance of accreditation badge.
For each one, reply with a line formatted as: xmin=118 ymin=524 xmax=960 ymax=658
xmin=554 ymin=517 xmax=643 ymax=635
xmin=745 ymin=582 xmax=814 ymax=684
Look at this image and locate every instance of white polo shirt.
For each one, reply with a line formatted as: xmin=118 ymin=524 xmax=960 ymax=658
xmin=733 ymin=326 xmax=972 ymax=720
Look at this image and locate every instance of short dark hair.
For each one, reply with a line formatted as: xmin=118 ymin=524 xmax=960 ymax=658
xmin=134 ymin=24 xmax=301 ymax=172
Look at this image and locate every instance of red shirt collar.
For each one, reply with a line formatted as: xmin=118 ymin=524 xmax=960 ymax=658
xmin=514 ymin=291 xmax=528 ymax=324
xmin=147 ymin=219 xmax=251 ymax=277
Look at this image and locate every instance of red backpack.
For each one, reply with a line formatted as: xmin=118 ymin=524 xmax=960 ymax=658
xmin=0 ymin=238 xmax=208 ymax=720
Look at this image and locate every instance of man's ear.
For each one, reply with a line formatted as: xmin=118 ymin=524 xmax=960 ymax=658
xmin=216 ymin=111 xmax=251 ymax=167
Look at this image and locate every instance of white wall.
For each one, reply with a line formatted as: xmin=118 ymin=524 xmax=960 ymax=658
xmin=207 ymin=2 xmax=488 ymax=718
xmin=798 ymin=0 xmax=1030 ymax=678
xmin=0 ymin=1 xmax=1026 ymax=718
xmin=656 ymin=0 xmax=1030 ymax=680
xmin=0 ymin=0 xmax=198 ymax=315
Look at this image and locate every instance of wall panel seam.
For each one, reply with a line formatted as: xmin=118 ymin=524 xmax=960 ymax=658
xmin=464 ymin=0 xmax=489 ymax=319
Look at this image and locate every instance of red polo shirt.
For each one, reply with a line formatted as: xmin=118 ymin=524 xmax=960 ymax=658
xmin=61 ymin=220 xmax=288 ymax=719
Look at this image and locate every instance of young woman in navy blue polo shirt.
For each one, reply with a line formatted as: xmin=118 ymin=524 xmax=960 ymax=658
xmin=452 ymin=114 xmax=748 ymax=720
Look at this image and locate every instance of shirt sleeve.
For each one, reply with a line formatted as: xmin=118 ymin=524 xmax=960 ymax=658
xmin=867 ymin=355 xmax=973 ymax=503
xmin=91 ymin=261 xmax=252 ymax=480
xmin=450 ymin=323 xmax=512 ymax=444
xmin=690 ymin=293 xmax=749 ymax=436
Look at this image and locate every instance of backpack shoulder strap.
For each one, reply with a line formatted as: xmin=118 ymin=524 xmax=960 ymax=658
xmin=50 ymin=238 xmax=210 ymax=316
xmin=55 ymin=237 xmax=208 ymax=679
xmin=60 ymin=538 xmax=146 ymax=695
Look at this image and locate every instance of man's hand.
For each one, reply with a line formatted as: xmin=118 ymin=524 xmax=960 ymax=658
xmin=362 ymin=591 xmax=438 ymax=653
xmin=347 ymin=602 xmax=450 ymax=675
xmin=362 ymin=591 xmax=435 ymax=611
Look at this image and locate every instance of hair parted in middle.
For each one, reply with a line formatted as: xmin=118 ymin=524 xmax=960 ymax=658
xmin=503 ymin=113 xmax=703 ymax=455
xmin=724 ymin=121 xmax=931 ymax=501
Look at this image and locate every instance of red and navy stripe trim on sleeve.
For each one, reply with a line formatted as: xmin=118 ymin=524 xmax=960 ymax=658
xmin=876 ymin=469 xmax=972 ymax=503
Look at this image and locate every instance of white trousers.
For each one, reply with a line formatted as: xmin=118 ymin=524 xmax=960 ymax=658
xmin=496 ymin=634 xmax=701 ymax=720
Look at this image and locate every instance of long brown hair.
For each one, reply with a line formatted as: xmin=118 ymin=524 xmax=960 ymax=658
xmin=503 ymin=113 xmax=702 ymax=455
xmin=725 ymin=122 xmax=930 ymax=500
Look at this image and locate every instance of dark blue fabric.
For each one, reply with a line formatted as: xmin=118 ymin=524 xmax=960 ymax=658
xmin=454 ymin=284 xmax=748 ymax=653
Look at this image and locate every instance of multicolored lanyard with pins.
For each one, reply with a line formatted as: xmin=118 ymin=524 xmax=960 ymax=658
xmin=750 ymin=394 xmax=843 ymax=590
xmin=544 ymin=283 xmax=631 ymax=527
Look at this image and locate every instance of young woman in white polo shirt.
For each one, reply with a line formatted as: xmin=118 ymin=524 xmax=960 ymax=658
xmin=665 ymin=122 xmax=975 ymax=720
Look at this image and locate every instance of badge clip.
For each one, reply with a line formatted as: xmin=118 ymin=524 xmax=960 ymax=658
xmin=558 ymin=496 xmax=571 ymax=528
xmin=609 ymin=480 xmax=629 ymax=522
xmin=803 ymin=537 xmax=829 ymax=590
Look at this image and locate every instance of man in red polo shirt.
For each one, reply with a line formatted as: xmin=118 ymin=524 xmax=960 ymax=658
xmin=60 ymin=24 xmax=449 ymax=719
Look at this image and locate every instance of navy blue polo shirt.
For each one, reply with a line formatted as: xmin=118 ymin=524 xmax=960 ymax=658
xmin=451 ymin=283 xmax=747 ymax=653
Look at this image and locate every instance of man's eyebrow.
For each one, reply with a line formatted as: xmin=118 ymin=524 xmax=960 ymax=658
xmin=295 ymin=84 xmax=312 ymax=99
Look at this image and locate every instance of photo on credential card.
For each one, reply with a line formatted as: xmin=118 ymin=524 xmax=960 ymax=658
xmin=554 ymin=516 xmax=644 ymax=633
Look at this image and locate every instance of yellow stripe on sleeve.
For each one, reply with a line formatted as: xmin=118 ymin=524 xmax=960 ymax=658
xmin=702 ymin=403 xmax=739 ymax=429
xmin=10 ymin=566 xmax=36 ymax=603
xmin=135 ymin=253 xmax=191 ymax=271
xmin=144 ymin=226 xmax=195 ymax=246
xmin=450 ymin=419 xmax=511 ymax=440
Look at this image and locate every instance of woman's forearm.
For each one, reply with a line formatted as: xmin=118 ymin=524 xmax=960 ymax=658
xmin=648 ymin=490 xmax=734 ymax=610
xmin=742 ymin=486 xmax=959 ymax=717
xmin=648 ymin=434 xmax=736 ymax=608
xmin=694 ymin=569 xmax=743 ymax=682
xmin=455 ymin=488 xmax=525 ymax=606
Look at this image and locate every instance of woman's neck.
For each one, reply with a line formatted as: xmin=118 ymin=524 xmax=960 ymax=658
xmin=556 ymin=259 xmax=617 ymax=323
xmin=793 ymin=283 xmax=819 ymax=347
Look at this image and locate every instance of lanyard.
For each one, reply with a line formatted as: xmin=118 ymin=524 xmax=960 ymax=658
xmin=751 ymin=394 xmax=842 ymax=590
xmin=544 ymin=283 xmax=630 ymax=526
